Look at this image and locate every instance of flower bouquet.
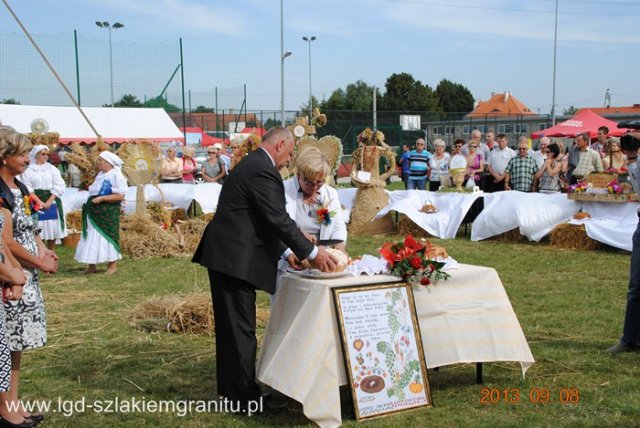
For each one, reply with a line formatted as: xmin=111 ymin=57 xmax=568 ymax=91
xmin=379 ymin=234 xmax=450 ymax=289
xmin=606 ymin=179 xmax=623 ymax=195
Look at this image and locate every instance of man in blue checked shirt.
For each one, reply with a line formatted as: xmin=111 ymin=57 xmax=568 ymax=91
xmin=407 ymin=138 xmax=432 ymax=190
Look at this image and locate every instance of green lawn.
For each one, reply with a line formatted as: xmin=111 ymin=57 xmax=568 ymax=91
xmin=21 ymin=232 xmax=640 ymax=427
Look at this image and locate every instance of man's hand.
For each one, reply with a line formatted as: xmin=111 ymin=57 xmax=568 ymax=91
xmin=309 ymin=247 xmax=338 ymax=273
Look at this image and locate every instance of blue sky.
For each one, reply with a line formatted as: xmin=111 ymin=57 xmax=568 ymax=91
xmin=1 ymin=0 xmax=639 ymax=114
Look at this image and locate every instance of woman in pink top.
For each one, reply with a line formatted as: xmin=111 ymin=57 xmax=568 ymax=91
xmin=181 ymin=146 xmax=197 ymax=184
xmin=465 ymin=143 xmax=484 ymax=184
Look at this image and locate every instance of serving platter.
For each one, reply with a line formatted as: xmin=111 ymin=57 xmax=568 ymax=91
xmin=286 ymin=267 xmax=351 ymax=279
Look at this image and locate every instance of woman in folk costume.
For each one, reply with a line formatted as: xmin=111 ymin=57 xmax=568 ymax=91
xmin=74 ymin=151 xmax=128 ymax=275
xmin=19 ymin=144 xmax=67 ymax=251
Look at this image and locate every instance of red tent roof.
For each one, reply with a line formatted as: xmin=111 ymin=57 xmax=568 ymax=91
xmin=180 ymin=127 xmax=222 ymax=146
xmin=531 ymin=109 xmax=629 ymax=139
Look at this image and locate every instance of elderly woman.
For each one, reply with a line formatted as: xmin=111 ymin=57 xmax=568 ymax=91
xmin=202 ymin=146 xmax=227 ymax=184
xmin=428 ymin=139 xmax=450 ymax=191
xmin=602 ymin=138 xmax=627 ymax=172
xmin=181 ymin=146 xmax=197 ymax=184
xmin=0 ymin=127 xmax=57 ymax=426
xmin=0 ymin=216 xmax=29 ymax=427
xmin=160 ymin=145 xmax=183 ymax=183
xmin=282 ymin=147 xmax=346 ymax=251
xmin=74 ymin=151 xmax=128 ymax=275
xmin=19 ymin=144 xmax=67 ymax=251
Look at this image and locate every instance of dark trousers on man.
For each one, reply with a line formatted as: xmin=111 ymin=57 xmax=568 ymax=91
xmin=622 ymin=219 xmax=640 ymax=347
xmin=208 ymin=270 xmax=262 ymax=406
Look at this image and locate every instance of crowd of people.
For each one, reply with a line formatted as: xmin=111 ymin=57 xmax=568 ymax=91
xmin=397 ymin=126 xmax=625 ymax=194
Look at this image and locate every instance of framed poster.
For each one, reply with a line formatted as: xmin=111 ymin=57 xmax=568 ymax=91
xmin=332 ymin=282 xmax=432 ymax=421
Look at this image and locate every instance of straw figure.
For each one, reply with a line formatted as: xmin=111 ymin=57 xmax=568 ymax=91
xmin=349 ymin=128 xmax=396 ymax=234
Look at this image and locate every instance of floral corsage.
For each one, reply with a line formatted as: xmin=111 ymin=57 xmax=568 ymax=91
xmin=24 ymin=195 xmax=43 ymax=216
xmin=316 ymin=200 xmax=336 ymax=226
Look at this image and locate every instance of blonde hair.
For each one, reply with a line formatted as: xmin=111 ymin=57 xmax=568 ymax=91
xmin=295 ymin=146 xmax=330 ymax=179
xmin=0 ymin=127 xmax=33 ymax=161
xmin=182 ymin=146 xmax=195 ymax=158
xmin=433 ymin=138 xmax=446 ymax=148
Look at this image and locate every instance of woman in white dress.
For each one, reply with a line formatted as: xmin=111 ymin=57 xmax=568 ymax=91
xmin=74 ymin=151 xmax=128 ymax=275
xmin=20 ymin=144 xmax=67 ymax=250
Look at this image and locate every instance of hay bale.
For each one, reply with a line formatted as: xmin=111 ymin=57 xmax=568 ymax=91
xmin=550 ymin=223 xmax=603 ymax=251
xmin=396 ymin=214 xmax=431 ymax=239
xmin=120 ymin=216 xmax=183 ymax=258
xmin=66 ymin=210 xmax=82 ymax=232
xmin=131 ymin=292 xmax=270 ymax=335
xmin=488 ymin=228 xmax=527 ymax=242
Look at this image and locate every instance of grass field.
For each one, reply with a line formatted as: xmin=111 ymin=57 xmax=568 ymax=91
xmin=20 ymin=230 xmax=640 ymax=427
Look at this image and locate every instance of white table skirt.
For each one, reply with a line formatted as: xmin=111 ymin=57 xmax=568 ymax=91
xmin=257 ymin=264 xmax=534 ymax=428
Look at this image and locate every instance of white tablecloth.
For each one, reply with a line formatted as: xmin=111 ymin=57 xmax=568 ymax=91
xmin=569 ymin=201 xmax=639 ymax=251
xmin=471 ymin=192 xmax=580 ymax=242
xmin=375 ymin=190 xmax=484 ymax=239
xmin=60 ymin=182 xmax=222 ymax=215
xmin=257 ymin=264 xmax=534 ymax=428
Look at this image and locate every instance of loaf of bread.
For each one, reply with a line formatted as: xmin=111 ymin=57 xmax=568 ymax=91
xmin=325 ymin=248 xmax=349 ymax=272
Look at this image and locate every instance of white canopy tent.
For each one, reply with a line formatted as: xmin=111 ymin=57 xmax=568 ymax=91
xmin=0 ymin=104 xmax=184 ymax=144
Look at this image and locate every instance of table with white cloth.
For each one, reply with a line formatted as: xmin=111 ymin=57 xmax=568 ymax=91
xmin=374 ymin=190 xmax=485 ymax=239
xmin=256 ymin=264 xmax=535 ymax=428
xmin=470 ymin=191 xmax=581 ymax=242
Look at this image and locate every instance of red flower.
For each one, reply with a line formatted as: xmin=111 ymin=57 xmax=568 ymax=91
xmin=403 ymin=234 xmax=424 ymax=253
xmin=420 ymin=276 xmax=431 ymax=286
xmin=428 ymin=263 xmax=435 ymax=273
xmin=410 ymin=257 xmax=422 ymax=269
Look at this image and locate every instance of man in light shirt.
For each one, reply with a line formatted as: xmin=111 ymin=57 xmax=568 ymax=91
xmin=486 ymin=134 xmax=516 ymax=192
xmin=570 ymin=132 xmax=603 ymax=184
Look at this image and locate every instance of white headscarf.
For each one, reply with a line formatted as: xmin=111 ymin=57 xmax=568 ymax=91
xmin=29 ymin=144 xmax=49 ymax=163
xmin=99 ymin=151 xmax=123 ymax=169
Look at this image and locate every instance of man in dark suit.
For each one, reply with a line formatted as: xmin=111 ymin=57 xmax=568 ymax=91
xmin=193 ymin=127 xmax=336 ymax=412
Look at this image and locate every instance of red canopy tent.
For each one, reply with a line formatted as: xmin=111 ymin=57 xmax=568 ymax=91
xmin=180 ymin=127 xmax=223 ymax=146
xmin=531 ymin=109 xmax=629 ymax=139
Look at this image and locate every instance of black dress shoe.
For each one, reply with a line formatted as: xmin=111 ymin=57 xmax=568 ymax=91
xmin=606 ymin=341 xmax=638 ymax=354
xmin=0 ymin=417 xmax=36 ymax=428
xmin=24 ymin=414 xmax=43 ymax=424
xmin=261 ymin=399 xmax=287 ymax=415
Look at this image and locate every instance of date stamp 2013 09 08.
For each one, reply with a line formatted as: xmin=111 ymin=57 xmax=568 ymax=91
xmin=480 ymin=387 xmax=580 ymax=405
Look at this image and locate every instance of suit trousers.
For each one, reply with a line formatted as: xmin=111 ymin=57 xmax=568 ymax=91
xmin=208 ymin=269 xmax=262 ymax=405
xmin=622 ymin=219 xmax=640 ymax=347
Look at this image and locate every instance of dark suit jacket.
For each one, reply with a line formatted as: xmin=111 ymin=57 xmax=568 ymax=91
xmin=192 ymin=148 xmax=314 ymax=293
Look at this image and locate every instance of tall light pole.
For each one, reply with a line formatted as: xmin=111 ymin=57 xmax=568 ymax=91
xmin=281 ymin=50 xmax=291 ymax=126
xmin=551 ymin=0 xmax=558 ymax=125
xmin=96 ymin=21 xmax=124 ymax=106
xmin=302 ymin=36 xmax=316 ymax=117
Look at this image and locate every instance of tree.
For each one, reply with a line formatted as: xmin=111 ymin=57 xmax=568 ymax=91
xmin=435 ymin=79 xmax=474 ymax=114
xmin=193 ymin=105 xmax=215 ymax=113
xmin=143 ymin=97 xmax=181 ymax=113
xmin=562 ymin=106 xmax=578 ymax=116
xmin=0 ymin=98 xmax=20 ymax=104
xmin=380 ymin=72 xmax=439 ymax=112
xmin=320 ymin=80 xmax=378 ymax=111
xmin=113 ymin=94 xmax=143 ymax=108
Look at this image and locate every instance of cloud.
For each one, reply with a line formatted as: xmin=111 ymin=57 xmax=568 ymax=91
xmin=88 ymin=0 xmax=248 ymax=35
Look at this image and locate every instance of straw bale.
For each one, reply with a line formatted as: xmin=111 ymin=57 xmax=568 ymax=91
xmin=66 ymin=210 xmax=82 ymax=232
xmin=120 ymin=216 xmax=183 ymax=259
xmin=396 ymin=214 xmax=431 ymax=239
xmin=550 ymin=223 xmax=603 ymax=251
xmin=131 ymin=293 xmax=270 ymax=335
xmin=488 ymin=228 xmax=527 ymax=242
